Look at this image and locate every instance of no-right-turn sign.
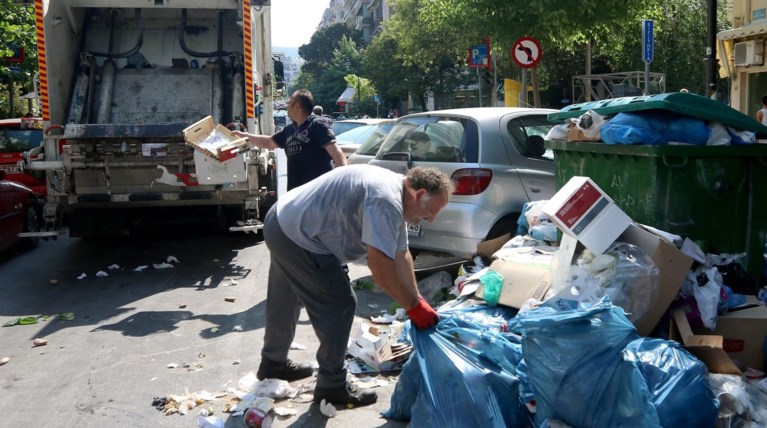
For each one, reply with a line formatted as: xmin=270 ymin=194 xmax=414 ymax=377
xmin=511 ymin=37 xmax=542 ymax=69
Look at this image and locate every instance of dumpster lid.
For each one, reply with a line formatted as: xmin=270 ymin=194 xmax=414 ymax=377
xmin=547 ymin=92 xmax=767 ymax=135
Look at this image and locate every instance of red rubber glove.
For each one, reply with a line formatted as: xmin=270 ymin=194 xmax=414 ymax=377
xmin=407 ymin=297 xmax=440 ymax=329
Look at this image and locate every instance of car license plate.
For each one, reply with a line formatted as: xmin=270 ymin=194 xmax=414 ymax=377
xmin=407 ymin=222 xmax=420 ymax=236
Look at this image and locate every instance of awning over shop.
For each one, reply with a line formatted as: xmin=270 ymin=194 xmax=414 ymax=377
xmin=336 ymin=87 xmax=356 ymax=105
xmin=718 ymin=22 xmax=767 ymax=40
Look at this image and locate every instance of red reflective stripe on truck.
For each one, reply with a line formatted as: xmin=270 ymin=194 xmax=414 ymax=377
xmin=35 ymin=0 xmax=49 ymax=121
xmin=243 ymin=0 xmax=255 ymax=119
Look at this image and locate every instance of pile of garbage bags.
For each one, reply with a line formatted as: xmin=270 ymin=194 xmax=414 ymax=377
xmin=385 ymin=297 xmax=767 ymax=427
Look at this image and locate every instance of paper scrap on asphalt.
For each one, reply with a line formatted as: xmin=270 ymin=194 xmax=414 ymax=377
xmin=167 ymin=256 xmax=180 ymax=263
xmin=290 ymin=342 xmax=306 ymax=350
xmin=108 ymin=264 xmax=120 ymax=270
xmin=96 ymin=271 xmax=109 ymax=277
xmin=153 ymin=263 xmax=174 ymax=269
xmin=77 ymin=273 xmax=87 ymax=280
xmin=134 ymin=265 xmax=149 ymax=272
xmin=319 ymin=399 xmax=337 ymax=417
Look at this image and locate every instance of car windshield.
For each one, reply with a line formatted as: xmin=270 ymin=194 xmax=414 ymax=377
xmin=0 ymin=127 xmax=43 ymax=153
xmin=376 ymin=116 xmax=478 ymax=162
xmin=331 ymin=121 xmax=365 ymax=135
xmin=335 ymin=125 xmax=376 ymax=145
xmin=356 ymin=123 xmax=394 ymax=156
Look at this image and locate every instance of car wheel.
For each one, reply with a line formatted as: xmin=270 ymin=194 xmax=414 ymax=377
xmin=20 ymin=205 xmax=40 ymax=250
xmin=486 ymin=215 xmax=519 ymax=241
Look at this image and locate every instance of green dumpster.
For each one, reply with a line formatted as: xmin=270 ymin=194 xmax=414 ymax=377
xmin=547 ymin=140 xmax=767 ymax=281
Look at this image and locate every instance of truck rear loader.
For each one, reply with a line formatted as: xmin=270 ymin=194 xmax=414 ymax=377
xmin=28 ymin=0 xmax=277 ymax=237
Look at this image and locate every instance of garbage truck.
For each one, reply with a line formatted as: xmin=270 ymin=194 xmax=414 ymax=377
xmin=26 ymin=0 xmax=277 ymax=237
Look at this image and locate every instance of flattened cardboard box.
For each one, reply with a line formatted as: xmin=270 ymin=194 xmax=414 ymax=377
xmin=476 ymin=248 xmax=553 ymax=309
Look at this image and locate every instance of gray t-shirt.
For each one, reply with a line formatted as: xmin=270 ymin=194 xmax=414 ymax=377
xmin=276 ymin=164 xmax=409 ymax=262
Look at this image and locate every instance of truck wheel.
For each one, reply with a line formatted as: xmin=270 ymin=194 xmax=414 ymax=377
xmin=20 ymin=206 xmax=40 ymax=250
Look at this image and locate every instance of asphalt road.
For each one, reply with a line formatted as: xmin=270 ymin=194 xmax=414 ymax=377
xmin=0 ymin=230 xmax=410 ymax=428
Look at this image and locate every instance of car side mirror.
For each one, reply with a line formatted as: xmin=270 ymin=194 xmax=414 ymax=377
xmin=380 ymin=152 xmax=413 ymax=169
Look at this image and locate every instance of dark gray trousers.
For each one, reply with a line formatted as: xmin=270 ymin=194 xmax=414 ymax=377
xmin=261 ymin=208 xmax=356 ymax=388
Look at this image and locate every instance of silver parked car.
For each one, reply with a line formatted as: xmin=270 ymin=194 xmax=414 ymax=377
xmin=369 ymin=107 xmax=558 ymax=258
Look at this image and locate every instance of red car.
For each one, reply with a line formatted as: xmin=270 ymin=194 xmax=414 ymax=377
xmin=0 ymin=117 xmax=46 ymax=196
xmin=0 ymin=170 xmax=41 ymax=252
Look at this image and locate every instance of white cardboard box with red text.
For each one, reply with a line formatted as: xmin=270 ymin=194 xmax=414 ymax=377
xmin=542 ymin=176 xmax=632 ymax=255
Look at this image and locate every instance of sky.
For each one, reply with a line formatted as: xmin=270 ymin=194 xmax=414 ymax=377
xmin=270 ymin=0 xmax=328 ymax=48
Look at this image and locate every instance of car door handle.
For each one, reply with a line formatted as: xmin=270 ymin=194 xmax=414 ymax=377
xmin=527 ymin=180 xmax=546 ymax=193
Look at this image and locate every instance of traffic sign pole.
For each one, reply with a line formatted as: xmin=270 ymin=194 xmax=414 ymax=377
xmin=642 ymin=19 xmax=654 ymax=95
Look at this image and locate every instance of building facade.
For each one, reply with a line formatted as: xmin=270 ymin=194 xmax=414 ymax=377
xmin=319 ymin=0 xmax=391 ymax=43
xmin=718 ymin=0 xmax=767 ymax=116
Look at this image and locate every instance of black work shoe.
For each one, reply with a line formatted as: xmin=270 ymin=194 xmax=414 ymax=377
xmin=256 ymin=359 xmax=313 ymax=381
xmin=313 ymin=382 xmax=378 ymax=406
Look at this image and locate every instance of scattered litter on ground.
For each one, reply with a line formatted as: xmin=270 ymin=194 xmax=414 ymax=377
xmin=368 ymin=303 xmax=378 ymax=309
xmin=233 ymin=359 xmax=241 ymax=365
xmin=167 ymin=256 xmax=180 ymax=263
xmin=49 ymin=279 xmax=58 ymax=285
xmin=232 ymin=325 xmax=243 ymax=332
xmin=289 ymin=342 xmax=306 ymax=350
xmin=224 ymin=297 xmax=236 ymax=302
xmin=0 ymin=357 xmax=9 ymax=366
xmin=134 ymin=265 xmax=149 ymax=272
xmin=225 ymin=279 xmax=238 ymax=286
xmin=32 ymin=338 xmax=47 ymax=347
xmin=273 ymin=406 xmax=298 ymax=417
xmin=4 ymin=316 xmax=40 ymax=327
xmin=179 ymin=304 xmax=187 ymax=309
xmin=184 ymin=362 xmax=204 ymax=373
xmin=353 ymin=278 xmax=375 ymax=291
xmin=198 ymin=352 xmax=206 ymax=359
xmin=319 ymin=399 xmax=337 ymax=417
xmin=153 ymin=263 xmax=174 ymax=269
xmin=57 ymin=312 xmax=75 ymax=321
xmin=244 ymin=407 xmax=273 ymax=426
xmin=107 ymin=264 xmax=120 ymax=270
xmin=167 ymin=363 xmax=179 ymax=369
xmin=210 ymin=327 xmax=220 ymax=333
xmin=77 ymin=273 xmax=87 ymax=280
xmin=196 ymin=415 xmax=223 ymax=428
xmin=96 ymin=271 xmax=109 ymax=277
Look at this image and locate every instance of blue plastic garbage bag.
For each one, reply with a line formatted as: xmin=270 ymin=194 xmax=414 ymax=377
xmin=383 ymin=306 xmax=527 ymax=427
xmin=623 ymin=338 xmax=719 ymax=427
xmin=516 ymin=298 xmax=663 ymax=427
xmin=601 ymin=111 xmax=708 ymax=146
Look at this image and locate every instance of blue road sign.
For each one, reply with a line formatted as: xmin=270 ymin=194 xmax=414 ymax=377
xmin=470 ymin=44 xmax=489 ymax=67
xmin=374 ymin=94 xmax=381 ymax=104
xmin=642 ymin=19 xmax=654 ymax=64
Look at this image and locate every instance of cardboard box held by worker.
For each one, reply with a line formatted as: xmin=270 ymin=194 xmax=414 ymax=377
xmin=183 ymin=116 xmax=248 ymax=162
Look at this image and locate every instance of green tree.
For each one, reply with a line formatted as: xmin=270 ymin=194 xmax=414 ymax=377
xmin=372 ymin=0 xmax=471 ymax=110
xmin=363 ymin=32 xmax=411 ymax=109
xmin=298 ymin=23 xmax=364 ymax=77
xmin=0 ymin=0 xmax=38 ymax=118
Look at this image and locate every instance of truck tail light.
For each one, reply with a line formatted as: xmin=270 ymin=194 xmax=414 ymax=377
xmin=451 ymin=168 xmax=492 ymax=195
